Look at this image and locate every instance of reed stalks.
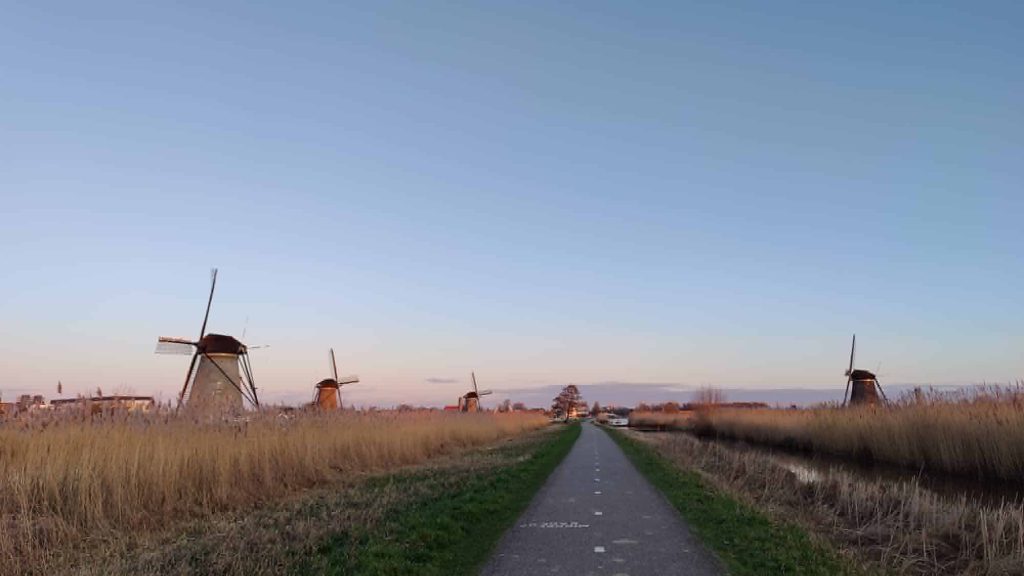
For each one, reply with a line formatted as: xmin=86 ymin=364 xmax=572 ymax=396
xmin=0 ymin=410 xmax=546 ymax=565
xmin=693 ymin=386 xmax=1024 ymax=481
xmin=641 ymin=432 xmax=1024 ymax=574
xmin=627 ymin=411 xmax=694 ymax=430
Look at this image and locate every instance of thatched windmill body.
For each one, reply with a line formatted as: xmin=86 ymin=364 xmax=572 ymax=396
xmin=156 ymin=269 xmax=260 ymax=412
xmin=312 ymin=348 xmax=359 ymax=410
xmin=842 ymin=334 xmax=888 ymax=406
xmin=459 ymin=372 xmax=492 ymax=412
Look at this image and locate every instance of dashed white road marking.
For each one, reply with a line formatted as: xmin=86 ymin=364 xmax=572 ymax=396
xmin=594 ymin=490 xmax=602 ymax=495
xmin=594 ymin=546 xmax=606 ymax=553
xmin=518 ymin=521 xmax=591 ymax=529
xmin=594 ymin=511 xmax=603 ymax=516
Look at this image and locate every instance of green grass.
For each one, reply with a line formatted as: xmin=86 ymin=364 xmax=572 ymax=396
xmin=607 ymin=429 xmax=865 ymax=576
xmin=321 ymin=423 xmax=581 ymax=575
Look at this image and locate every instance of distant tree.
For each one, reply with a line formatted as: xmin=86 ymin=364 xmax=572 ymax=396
xmin=635 ymin=402 xmax=651 ymax=412
xmin=498 ymin=399 xmax=512 ymax=412
xmin=512 ymin=402 xmax=526 ymax=411
xmin=551 ymin=384 xmax=585 ymax=421
xmin=590 ymin=401 xmax=602 ymax=416
xmin=692 ymin=386 xmax=725 ymax=407
xmin=662 ymin=401 xmax=680 ymax=413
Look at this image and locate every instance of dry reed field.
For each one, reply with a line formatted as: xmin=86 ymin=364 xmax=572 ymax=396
xmin=626 ymin=410 xmax=694 ymax=430
xmin=0 ymin=410 xmax=547 ymax=567
xmin=693 ymin=387 xmax=1024 ymax=481
xmin=638 ymin=431 xmax=1024 ymax=575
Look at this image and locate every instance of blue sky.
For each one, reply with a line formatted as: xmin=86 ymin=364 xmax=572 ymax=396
xmin=1 ymin=1 xmax=1021 ymax=406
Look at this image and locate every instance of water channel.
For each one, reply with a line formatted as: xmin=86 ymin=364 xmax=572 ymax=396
xmin=643 ymin=430 xmax=1024 ymax=507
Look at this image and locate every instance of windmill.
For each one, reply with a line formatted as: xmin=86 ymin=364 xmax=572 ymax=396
xmin=155 ymin=269 xmax=260 ymax=412
xmin=842 ymin=334 xmax=888 ymax=406
xmin=459 ymin=372 xmax=492 ymax=412
xmin=312 ymin=348 xmax=359 ymax=410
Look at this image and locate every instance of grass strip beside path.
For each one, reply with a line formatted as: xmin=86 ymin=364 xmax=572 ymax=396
xmin=326 ymin=423 xmax=581 ymax=575
xmin=607 ymin=429 xmax=863 ymax=576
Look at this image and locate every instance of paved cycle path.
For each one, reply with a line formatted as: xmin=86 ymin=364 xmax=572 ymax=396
xmin=481 ymin=423 xmax=723 ymax=576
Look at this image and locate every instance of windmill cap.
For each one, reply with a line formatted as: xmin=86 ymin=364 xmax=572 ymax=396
xmin=315 ymin=378 xmax=340 ymax=389
xmin=849 ymin=369 xmax=876 ymax=380
xmin=198 ymin=334 xmax=245 ymax=354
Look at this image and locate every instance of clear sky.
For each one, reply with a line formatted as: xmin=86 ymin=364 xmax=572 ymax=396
xmin=1 ymin=1 xmax=1021 ymax=406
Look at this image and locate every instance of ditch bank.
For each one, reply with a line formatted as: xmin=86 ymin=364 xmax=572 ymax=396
xmin=627 ymin=430 xmax=1024 ymax=575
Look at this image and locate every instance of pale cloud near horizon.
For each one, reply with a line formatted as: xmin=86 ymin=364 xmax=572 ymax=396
xmin=424 ymin=377 xmax=460 ymax=384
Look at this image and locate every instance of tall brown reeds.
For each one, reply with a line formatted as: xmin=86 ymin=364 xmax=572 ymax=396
xmin=693 ymin=386 xmax=1024 ymax=481
xmin=641 ymin=431 xmax=1024 ymax=574
xmin=626 ymin=411 xmax=694 ymax=430
xmin=0 ymin=410 xmax=546 ymax=564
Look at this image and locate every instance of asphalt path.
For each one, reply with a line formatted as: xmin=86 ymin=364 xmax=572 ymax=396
xmin=481 ymin=423 xmax=723 ymax=576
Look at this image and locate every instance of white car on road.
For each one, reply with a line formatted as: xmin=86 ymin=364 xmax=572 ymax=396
xmin=607 ymin=416 xmax=629 ymax=427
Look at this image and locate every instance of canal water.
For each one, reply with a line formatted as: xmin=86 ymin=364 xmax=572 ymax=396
xmin=683 ymin=433 xmax=1024 ymax=507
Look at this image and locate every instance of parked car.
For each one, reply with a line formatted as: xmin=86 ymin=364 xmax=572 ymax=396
xmin=608 ymin=416 xmax=629 ymax=427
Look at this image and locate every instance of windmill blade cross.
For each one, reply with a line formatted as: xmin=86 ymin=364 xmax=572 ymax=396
xmin=176 ymin=351 xmax=201 ymax=409
xmin=846 ymin=334 xmax=856 ymax=376
xmin=338 ymin=375 xmax=359 ymax=385
xmin=471 ymin=371 xmax=478 ymax=394
xmin=876 ymin=377 xmax=890 ymax=404
xmin=478 ymin=389 xmax=493 ymax=396
xmin=198 ymin=268 xmax=218 ymax=341
xmin=330 ymin=348 xmax=339 ymax=381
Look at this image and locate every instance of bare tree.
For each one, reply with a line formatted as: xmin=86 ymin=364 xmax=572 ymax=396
xmin=692 ymin=386 xmax=725 ymax=407
xmin=551 ymin=384 xmax=585 ymax=421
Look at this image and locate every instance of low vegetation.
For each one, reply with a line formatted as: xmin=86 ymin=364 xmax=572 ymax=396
xmin=327 ymin=422 xmax=580 ymax=575
xmin=58 ymin=422 xmax=578 ymax=576
xmin=627 ymin=410 xmax=693 ymax=430
xmin=628 ymin=430 xmax=1024 ymax=575
xmin=607 ymin=428 xmax=861 ymax=576
xmin=692 ymin=386 xmax=1024 ymax=481
xmin=0 ymin=410 xmax=548 ymax=569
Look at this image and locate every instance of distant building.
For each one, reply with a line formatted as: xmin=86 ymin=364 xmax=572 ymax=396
xmin=13 ymin=395 xmax=48 ymax=415
xmin=50 ymin=396 xmax=156 ymax=413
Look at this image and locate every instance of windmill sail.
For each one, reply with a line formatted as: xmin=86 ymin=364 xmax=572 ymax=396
xmin=156 ymin=339 xmax=196 ymax=355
